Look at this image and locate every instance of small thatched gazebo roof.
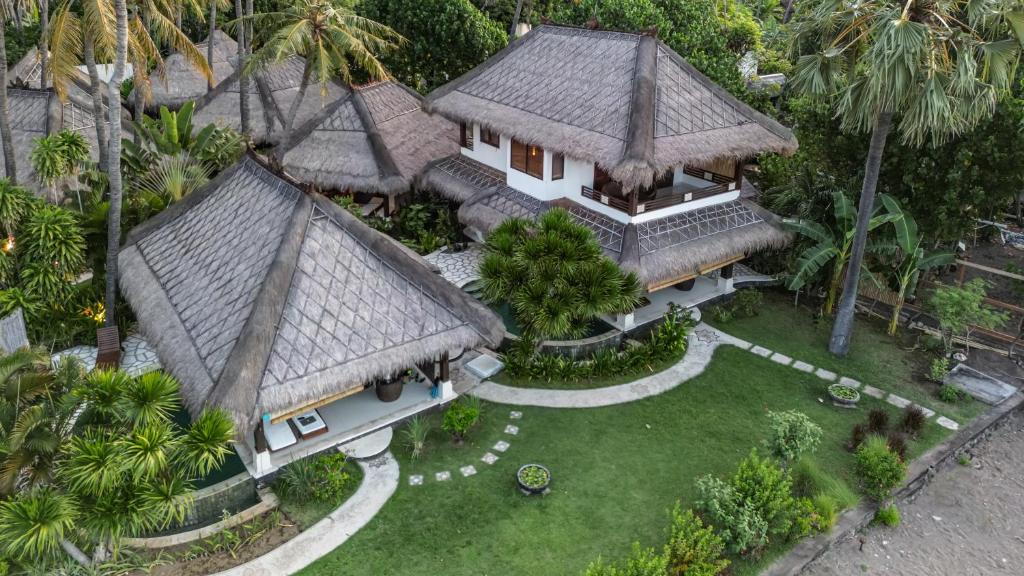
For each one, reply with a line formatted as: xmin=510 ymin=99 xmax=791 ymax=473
xmin=148 ymin=30 xmax=238 ymax=110
xmin=193 ymin=56 xmax=347 ymax=145
xmin=118 ymin=156 xmax=503 ymax=437
xmin=278 ymin=80 xmax=458 ymax=195
xmin=424 ymin=25 xmax=797 ymax=193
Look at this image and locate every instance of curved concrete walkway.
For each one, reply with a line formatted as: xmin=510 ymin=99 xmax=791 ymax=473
xmin=213 ymin=452 xmax=399 ymax=576
xmin=468 ymin=324 xmax=750 ymax=408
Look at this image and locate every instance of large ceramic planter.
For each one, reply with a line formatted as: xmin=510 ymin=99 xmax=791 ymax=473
xmin=376 ymin=380 xmax=403 ymax=402
xmin=828 ymin=384 xmax=860 ymax=408
xmin=673 ymin=278 xmax=697 ymax=291
xmin=516 ymin=464 xmax=551 ymax=495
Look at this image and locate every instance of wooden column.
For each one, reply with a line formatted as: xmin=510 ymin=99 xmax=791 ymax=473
xmin=721 ymin=263 xmax=734 ymax=279
xmin=254 ymin=422 xmax=268 ymax=454
xmin=439 ymin=351 xmax=450 ymax=382
xmin=629 ymin=190 xmax=639 ymax=215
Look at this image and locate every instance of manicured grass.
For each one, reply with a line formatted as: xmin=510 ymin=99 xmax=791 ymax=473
xmin=275 ymin=461 xmax=365 ymax=530
xmin=488 ymin=347 xmax=686 ymax=390
xmin=300 ymin=346 xmax=950 ymax=576
xmin=705 ymin=291 xmax=986 ymax=424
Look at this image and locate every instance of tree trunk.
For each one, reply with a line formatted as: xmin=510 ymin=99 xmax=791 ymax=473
xmin=782 ymin=0 xmax=796 ymax=23
xmin=0 ymin=22 xmax=18 ymax=184
xmin=509 ymin=0 xmax=524 ymax=40
xmin=39 ymin=0 xmax=49 ymax=88
xmin=60 ymin=539 xmax=91 ymax=566
xmin=235 ymin=0 xmax=250 ymax=137
xmin=105 ymin=0 xmax=129 ymax=327
xmin=276 ymin=58 xmax=311 ymax=161
xmin=13 ymin=3 xmax=22 ymax=33
xmin=888 ymin=284 xmax=907 ymax=336
xmin=84 ymin=33 xmax=110 ymax=174
xmin=207 ymin=1 xmax=217 ymax=91
xmin=829 ymin=111 xmax=893 ymax=356
xmin=824 ymin=259 xmax=845 ymax=316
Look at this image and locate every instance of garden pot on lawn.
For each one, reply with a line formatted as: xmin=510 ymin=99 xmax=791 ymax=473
xmin=828 ymin=384 xmax=860 ymax=408
xmin=516 ymin=464 xmax=551 ymax=495
xmin=376 ymin=380 xmax=403 ymax=402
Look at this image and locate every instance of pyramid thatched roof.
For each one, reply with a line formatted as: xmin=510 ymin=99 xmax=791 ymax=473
xmin=279 ymin=80 xmax=458 ymax=195
xmin=148 ymin=30 xmax=238 ymax=110
xmin=424 ymin=25 xmax=797 ymax=193
xmin=118 ymin=156 xmax=503 ymax=437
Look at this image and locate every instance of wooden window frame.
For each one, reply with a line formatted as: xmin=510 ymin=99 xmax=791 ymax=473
xmin=552 ymin=153 xmax=564 ymax=181
xmin=511 ymin=139 xmax=544 ymax=180
xmin=480 ymin=127 xmax=500 ymax=147
xmin=459 ymin=122 xmax=473 ymax=150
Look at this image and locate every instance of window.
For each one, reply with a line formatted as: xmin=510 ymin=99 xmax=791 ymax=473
xmin=552 ymin=154 xmax=564 ymax=180
xmin=459 ymin=122 xmax=473 ymax=150
xmin=511 ymin=139 xmax=544 ymax=179
xmin=480 ymin=127 xmax=500 ymax=147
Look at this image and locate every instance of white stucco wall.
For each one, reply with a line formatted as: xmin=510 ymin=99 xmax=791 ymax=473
xmin=461 ymin=124 xmax=507 ymax=172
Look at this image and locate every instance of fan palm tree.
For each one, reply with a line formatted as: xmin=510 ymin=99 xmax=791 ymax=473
xmin=784 ymin=190 xmax=899 ymax=315
xmin=790 ymin=0 xmax=1024 ymax=355
xmin=236 ymin=0 xmax=403 ymax=156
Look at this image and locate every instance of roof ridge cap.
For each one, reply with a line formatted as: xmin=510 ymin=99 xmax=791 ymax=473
xmin=615 ymin=34 xmax=658 ymax=189
xmin=351 ymin=88 xmax=403 ymax=181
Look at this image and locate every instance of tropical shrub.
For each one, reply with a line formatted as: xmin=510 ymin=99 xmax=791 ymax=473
xmin=875 ymin=505 xmax=901 ymax=527
xmin=929 ymin=279 xmax=1009 ymax=355
xmin=854 ymin=436 xmax=907 ymax=502
xmin=811 ymin=494 xmax=839 ymax=531
xmin=582 ymin=543 xmax=669 ymax=576
xmin=710 ymin=289 xmax=763 ymax=323
xmin=900 ymin=406 xmax=926 ymax=437
xmin=790 ymin=457 xmax=859 ymax=511
xmin=665 ymin=506 xmax=729 ymax=576
xmin=479 ymin=209 xmax=642 ymax=340
xmin=30 ymin=130 xmax=90 ymax=193
xmin=402 ymin=415 xmax=430 ymax=459
xmin=929 ymin=357 xmax=951 ymax=383
xmin=886 ymin=432 xmax=908 ymax=461
xmin=939 ymin=384 xmax=966 ymax=404
xmin=275 ymin=452 xmax=353 ymax=502
xmin=866 ymin=409 xmax=889 ymax=435
xmin=442 ymin=399 xmax=480 ymax=443
xmin=765 ymin=410 xmax=822 ymax=463
xmin=694 ymin=475 xmax=769 ymax=555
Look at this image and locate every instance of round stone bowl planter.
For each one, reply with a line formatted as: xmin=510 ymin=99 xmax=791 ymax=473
xmin=516 ymin=464 xmax=551 ymax=495
xmin=828 ymin=383 xmax=860 ymax=407
xmin=376 ymin=380 xmax=403 ymax=402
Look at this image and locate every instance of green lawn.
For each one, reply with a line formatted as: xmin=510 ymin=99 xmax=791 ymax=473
xmin=300 ymin=345 xmax=950 ymax=576
xmin=705 ymin=291 xmax=985 ymax=424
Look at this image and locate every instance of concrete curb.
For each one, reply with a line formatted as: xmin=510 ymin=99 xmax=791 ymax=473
xmin=764 ymin=391 xmax=1024 ymax=576
xmin=123 ymin=488 xmax=279 ymax=549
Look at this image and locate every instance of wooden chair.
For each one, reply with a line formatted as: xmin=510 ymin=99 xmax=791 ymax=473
xmin=95 ymin=326 xmax=120 ymax=369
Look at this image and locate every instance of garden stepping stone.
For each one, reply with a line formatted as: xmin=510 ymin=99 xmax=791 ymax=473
xmin=435 ymin=471 xmax=451 ymax=482
xmin=792 ymin=360 xmax=815 ymax=373
xmin=861 ymin=385 xmax=885 ymax=399
xmin=886 ymin=393 xmax=912 ymax=409
xmin=481 ymin=452 xmax=499 ymax=465
xmin=815 ymin=368 xmax=838 ymax=381
xmin=914 ymin=404 xmax=936 ymax=418
xmin=493 ymin=440 xmax=510 ymax=452
xmin=936 ymin=416 xmax=960 ymax=431
xmin=839 ymin=376 xmax=862 ymax=389
xmin=751 ymin=345 xmax=772 ymax=358
xmin=769 ymin=352 xmax=793 ymax=366
xmin=504 ymin=424 xmax=519 ymax=436
xmin=408 ymin=475 xmax=424 ymax=486
xmin=509 ymin=411 xmax=522 ymax=419
xmin=460 ymin=465 xmax=477 ymax=477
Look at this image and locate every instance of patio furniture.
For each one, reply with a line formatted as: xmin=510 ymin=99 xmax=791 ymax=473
xmin=292 ymin=410 xmax=328 ymax=440
xmin=264 ymin=420 xmax=298 ymax=452
xmin=95 ymin=326 xmax=120 ymax=369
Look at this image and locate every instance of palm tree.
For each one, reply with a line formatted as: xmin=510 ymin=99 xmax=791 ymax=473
xmin=206 ymin=0 xmax=230 ymax=90
xmin=0 ymin=486 xmax=77 ymax=562
xmin=237 ymin=0 xmax=403 ymax=156
xmin=105 ymin=0 xmax=128 ymax=330
xmin=873 ymin=196 xmax=953 ymax=335
xmin=790 ymin=0 xmax=1024 ymax=355
xmin=0 ymin=3 xmax=21 ymax=183
xmin=234 ymin=0 xmax=249 ymax=135
xmin=784 ymin=190 xmax=898 ymax=315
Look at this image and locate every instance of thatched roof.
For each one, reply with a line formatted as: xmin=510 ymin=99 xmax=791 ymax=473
xmin=148 ymin=30 xmax=238 ymax=110
xmin=118 ymin=156 xmax=503 ymax=437
xmin=424 ymin=25 xmax=797 ymax=192
xmin=279 ymin=81 xmax=458 ymax=195
xmin=193 ymin=56 xmax=346 ymax=145
xmin=0 ymin=88 xmax=107 ymax=198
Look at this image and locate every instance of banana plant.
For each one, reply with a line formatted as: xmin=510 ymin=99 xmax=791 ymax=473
xmin=873 ymin=196 xmax=954 ymax=335
xmin=784 ymin=190 xmax=900 ymax=315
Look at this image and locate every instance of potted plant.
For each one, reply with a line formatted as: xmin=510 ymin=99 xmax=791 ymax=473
xmin=516 ymin=464 xmax=551 ymax=495
xmin=828 ymin=383 xmax=860 ymax=407
xmin=376 ymin=369 xmax=414 ymax=402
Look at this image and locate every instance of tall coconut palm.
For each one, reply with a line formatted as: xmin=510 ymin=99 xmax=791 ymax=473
xmin=105 ymin=0 xmax=128 ymax=329
xmin=790 ymin=0 xmax=1024 ymax=356
xmin=206 ymin=0 xmax=229 ymax=90
xmin=0 ymin=3 xmax=20 ymax=183
xmin=237 ymin=0 xmax=403 ymax=156
xmin=234 ymin=0 xmax=249 ymax=135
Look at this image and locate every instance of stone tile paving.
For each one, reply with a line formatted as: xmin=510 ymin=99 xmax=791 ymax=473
xmin=509 ymin=410 xmax=522 ymax=419
xmin=770 ymin=352 xmax=793 ymax=365
xmin=423 ymin=244 xmax=484 ymax=288
xmin=862 ymin=385 xmax=885 ymax=399
xmin=751 ymin=345 xmax=772 ymax=357
xmin=51 ymin=345 xmax=97 ymax=372
xmin=460 ymin=465 xmax=477 ymax=477
xmin=815 ymin=368 xmax=837 ymax=381
xmin=936 ymin=416 xmax=960 ymax=431
xmin=493 ymin=440 xmax=510 ymax=452
xmin=839 ymin=376 xmax=862 ymax=389
xmin=792 ymin=360 xmax=814 ymax=373
xmin=408 ymin=475 xmax=423 ymax=486
xmin=481 ymin=452 xmax=498 ymax=464
xmin=915 ymin=404 xmax=936 ymax=418
xmin=435 ymin=471 xmax=451 ymax=482
xmin=121 ymin=334 xmax=162 ymax=376
xmin=504 ymin=424 xmax=519 ymax=435
xmin=887 ymin=393 xmax=912 ymax=409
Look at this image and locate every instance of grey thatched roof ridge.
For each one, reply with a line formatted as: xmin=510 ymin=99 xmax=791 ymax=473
xmin=424 ymin=25 xmax=798 ymax=192
xmin=119 ymin=156 xmax=501 ymax=437
xmin=148 ymin=30 xmax=238 ymax=110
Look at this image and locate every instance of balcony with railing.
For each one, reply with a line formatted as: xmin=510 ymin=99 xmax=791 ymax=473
xmin=581 ymin=166 xmax=738 ymax=217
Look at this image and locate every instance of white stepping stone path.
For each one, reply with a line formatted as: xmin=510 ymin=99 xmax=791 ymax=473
xmin=509 ymin=411 xmax=523 ymax=419
xmin=493 ymin=440 xmax=510 ymax=452
xmin=751 ymin=345 xmax=772 ymax=358
xmin=460 ymin=465 xmax=477 ymax=477
xmin=936 ymin=416 xmax=960 ymax=431
xmin=504 ymin=424 xmax=519 ymax=436
xmin=839 ymin=376 xmax=862 ymax=389
xmin=815 ymin=368 xmax=838 ymax=381
xmin=861 ymin=385 xmax=885 ymax=399
xmin=770 ymin=352 xmax=792 ymax=365
xmin=435 ymin=471 xmax=451 ymax=482
xmin=792 ymin=360 xmax=815 ymax=373
xmin=408 ymin=475 xmax=424 ymax=486
xmin=481 ymin=452 xmax=498 ymax=465
xmin=914 ymin=404 xmax=936 ymax=418
xmin=886 ymin=393 xmax=912 ymax=409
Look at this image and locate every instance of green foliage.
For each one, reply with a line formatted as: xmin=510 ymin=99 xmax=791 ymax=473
xmin=957 ymin=453 xmax=971 ymax=466
xmin=402 ymin=415 xmax=430 ymax=459
xmin=0 ymin=487 xmax=77 ymax=562
xmin=442 ymin=399 xmax=481 ymax=442
xmin=583 ymin=543 xmax=669 ymax=576
xmin=30 ymin=131 xmax=90 ymax=189
xmin=361 ymin=0 xmax=507 ymax=93
xmin=664 ymin=506 xmax=729 ymax=576
xmin=929 ymin=278 xmax=1009 ymax=354
xmin=710 ymin=289 xmax=763 ymax=323
xmin=3 ymin=22 xmax=41 ymax=66
xmin=765 ymin=410 xmax=822 ymax=463
xmin=900 ymin=406 xmax=926 ymax=437
xmin=874 ymin=505 xmax=901 ymax=527
xmin=938 ymin=383 xmax=966 ymax=404
xmin=791 ymin=457 xmax=860 ymax=510
xmin=390 ymin=193 xmax=463 ymax=254
xmin=866 ymin=408 xmax=889 ymax=435
xmin=854 ymin=436 xmax=907 ymax=502
xmin=480 ymin=209 xmax=642 ymax=340
xmin=517 ymin=465 xmax=549 ymax=490
xmin=929 ymin=357 xmax=951 ymax=383
xmin=275 ymin=452 xmax=354 ymax=502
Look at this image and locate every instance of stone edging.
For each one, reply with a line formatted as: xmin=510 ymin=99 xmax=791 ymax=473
xmin=763 ymin=391 xmax=1024 ymax=576
xmin=123 ymin=488 xmax=279 ymax=549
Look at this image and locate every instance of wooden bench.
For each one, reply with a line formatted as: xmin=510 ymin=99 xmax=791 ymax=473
xmin=95 ymin=326 xmax=120 ymax=369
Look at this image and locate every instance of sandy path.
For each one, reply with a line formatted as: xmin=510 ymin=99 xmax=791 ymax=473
xmin=805 ymin=412 xmax=1024 ymax=576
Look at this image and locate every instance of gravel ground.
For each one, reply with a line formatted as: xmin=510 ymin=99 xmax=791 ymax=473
xmin=805 ymin=411 xmax=1024 ymax=576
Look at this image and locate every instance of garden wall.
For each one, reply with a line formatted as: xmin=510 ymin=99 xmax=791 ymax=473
xmin=502 ymin=328 xmax=624 ymax=359
xmin=181 ymin=472 xmax=259 ymax=530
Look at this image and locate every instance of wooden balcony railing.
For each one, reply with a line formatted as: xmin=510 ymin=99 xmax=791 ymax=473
xmin=581 ymin=176 xmax=738 ymax=216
